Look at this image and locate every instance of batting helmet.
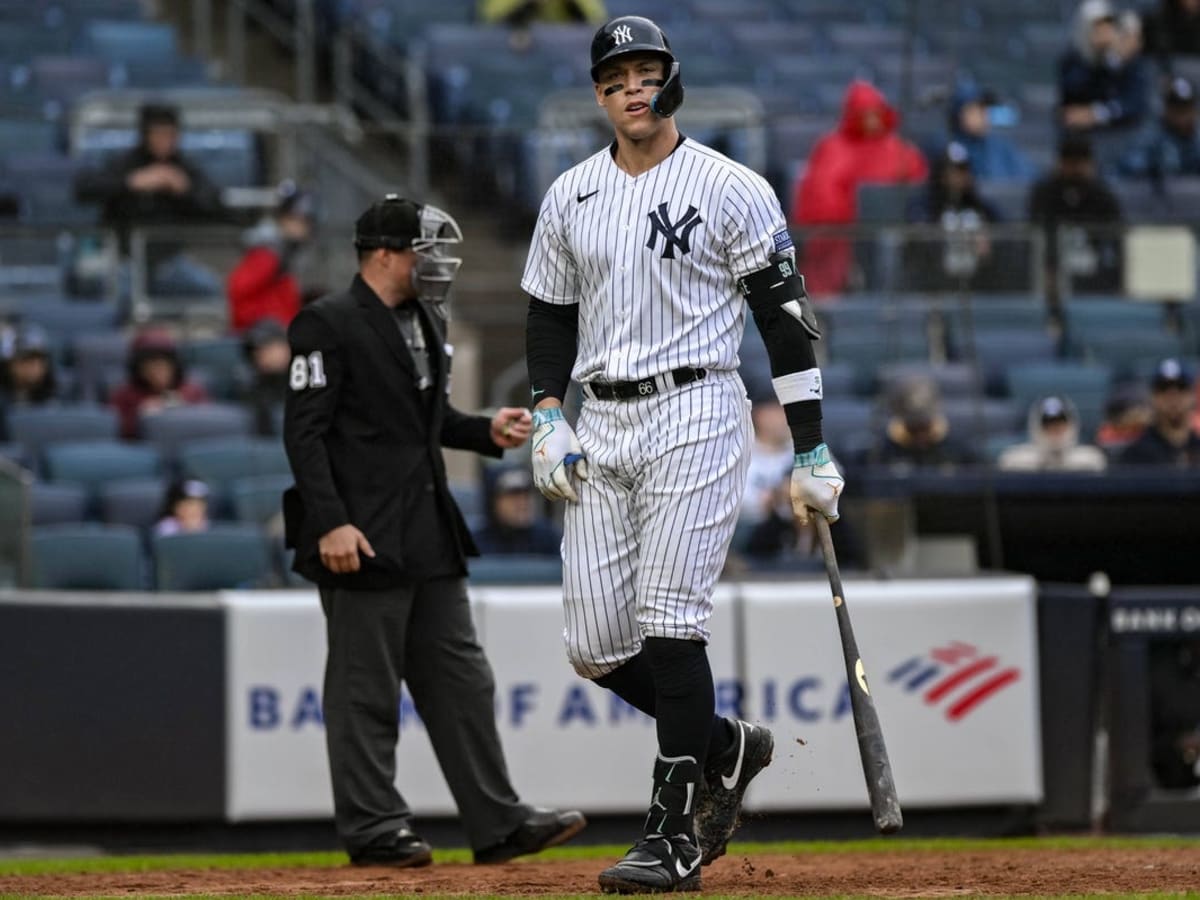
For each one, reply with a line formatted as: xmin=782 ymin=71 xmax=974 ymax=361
xmin=589 ymin=15 xmax=684 ymax=118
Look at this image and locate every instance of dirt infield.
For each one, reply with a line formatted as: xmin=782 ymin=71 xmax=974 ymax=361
xmin=3 ymin=846 xmax=1200 ymax=897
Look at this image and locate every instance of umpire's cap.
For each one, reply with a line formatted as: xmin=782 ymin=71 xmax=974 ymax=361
xmin=354 ymin=194 xmax=422 ymax=252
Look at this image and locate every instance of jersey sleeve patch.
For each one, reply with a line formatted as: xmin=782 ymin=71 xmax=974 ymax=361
xmin=772 ymin=228 xmax=794 ymax=253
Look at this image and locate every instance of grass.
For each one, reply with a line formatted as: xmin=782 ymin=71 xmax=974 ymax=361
xmin=1 ymin=835 xmax=1199 ymax=877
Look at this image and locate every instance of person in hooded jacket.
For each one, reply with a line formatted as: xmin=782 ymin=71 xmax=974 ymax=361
xmin=237 ymin=318 xmax=292 ymax=437
xmin=998 ymin=395 xmax=1107 ymax=471
xmin=0 ymin=324 xmax=60 ymax=441
xmin=227 ymin=181 xmax=316 ymax=334
xmin=1059 ymin=0 xmax=1152 ymax=133
xmin=790 ymin=80 xmax=928 ymax=297
xmin=944 ymin=81 xmax=1036 ymax=181
xmin=109 ymin=327 xmax=210 ymax=439
xmin=472 ymin=465 xmax=562 ymax=556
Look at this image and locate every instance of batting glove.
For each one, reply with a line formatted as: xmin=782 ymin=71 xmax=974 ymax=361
xmin=791 ymin=443 xmax=844 ymax=526
xmin=531 ymin=407 xmax=590 ymax=502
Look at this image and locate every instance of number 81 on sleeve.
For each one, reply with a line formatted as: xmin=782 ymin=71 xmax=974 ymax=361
xmin=290 ymin=351 xmax=327 ymax=390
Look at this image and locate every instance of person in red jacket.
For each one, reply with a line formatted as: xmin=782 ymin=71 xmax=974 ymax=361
xmin=791 ymin=80 xmax=928 ymax=297
xmin=227 ymin=181 xmax=315 ymax=333
xmin=110 ymin=327 xmax=210 ymax=439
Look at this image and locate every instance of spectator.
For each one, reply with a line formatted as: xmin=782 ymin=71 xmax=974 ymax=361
xmin=0 ymin=325 xmax=59 ymax=441
xmin=1059 ymin=0 xmax=1151 ymax=133
xmin=74 ymin=103 xmax=222 ymax=253
xmin=875 ymin=375 xmax=977 ymax=469
xmin=1143 ymin=0 xmax=1200 ymax=63
xmin=473 ymin=466 xmax=562 ymax=555
xmin=1120 ymin=358 xmax=1200 ymax=465
xmin=109 ymin=327 xmax=209 ymax=439
xmin=946 ymin=81 xmax=1036 ymax=180
xmin=998 ymin=395 xmax=1108 ymax=471
xmin=906 ymin=141 xmax=1005 ymax=288
xmin=1096 ymin=382 xmax=1151 ymax=455
xmin=478 ymin=0 xmax=606 ymax=25
xmin=791 ymin=80 xmax=928 ymax=297
xmin=154 ymin=478 xmax=211 ymax=537
xmin=1148 ymin=638 xmax=1200 ymax=790
xmin=1028 ymin=134 xmax=1123 ymax=296
xmin=1118 ymin=76 xmax=1200 ymax=178
xmin=227 ymin=181 xmax=315 ymax=334
xmin=740 ymin=398 xmax=795 ymax=526
xmin=237 ymin=319 xmax=291 ymax=437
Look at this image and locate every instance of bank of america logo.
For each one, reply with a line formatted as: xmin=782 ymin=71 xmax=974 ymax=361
xmin=887 ymin=641 xmax=1020 ymax=722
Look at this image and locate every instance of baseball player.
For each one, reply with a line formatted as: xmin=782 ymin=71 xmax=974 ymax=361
xmin=522 ymin=15 xmax=844 ymax=894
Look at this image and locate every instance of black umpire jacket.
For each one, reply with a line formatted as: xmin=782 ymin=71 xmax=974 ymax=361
xmin=282 ymin=274 xmax=501 ymax=589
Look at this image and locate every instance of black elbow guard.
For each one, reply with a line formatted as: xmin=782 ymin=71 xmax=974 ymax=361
xmin=737 ymin=253 xmax=821 ymax=340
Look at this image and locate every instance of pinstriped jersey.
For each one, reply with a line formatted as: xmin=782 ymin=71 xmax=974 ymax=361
xmin=521 ymin=138 xmax=790 ymax=384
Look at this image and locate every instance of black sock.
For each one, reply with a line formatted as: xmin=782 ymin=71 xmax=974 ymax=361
xmin=595 ymin=649 xmax=737 ymax=764
xmin=643 ymin=637 xmax=714 ymax=769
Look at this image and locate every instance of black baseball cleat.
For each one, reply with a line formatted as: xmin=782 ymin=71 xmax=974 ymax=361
xmin=474 ymin=807 xmax=587 ymax=864
xmin=598 ymin=833 xmax=702 ymax=894
xmin=349 ymin=827 xmax=433 ymax=868
xmin=694 ymin=720 xmax=774 ymax=865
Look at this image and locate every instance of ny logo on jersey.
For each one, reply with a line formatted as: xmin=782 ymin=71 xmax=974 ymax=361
xmin=612 ymin=24 xmax=633 ymax=45
xmin=646 ymin=203 xmax=703 ymax=259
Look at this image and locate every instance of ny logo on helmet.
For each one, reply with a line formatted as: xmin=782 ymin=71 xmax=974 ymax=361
xmin=646 ymin=202 xmax=703 ymax=260
xmin=612 ymin=24 xmax=634 ymax=45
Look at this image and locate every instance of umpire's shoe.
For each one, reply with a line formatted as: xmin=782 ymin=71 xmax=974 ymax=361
xmin=598 ymin=833 xmax=701 ymax=894
xmin=695 ymin=720 xmax=774 ymax=865
xmin=349 ymin=827 xmax=433 ymax=868
xmin=474 ymin=808 xmax=587 ymax=864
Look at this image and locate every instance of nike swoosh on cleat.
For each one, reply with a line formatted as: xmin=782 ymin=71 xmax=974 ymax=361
xmin=720 ymin=724 xmax=747 ymax=791
xmin=675 ymin=856 xmax=699 ymax=878
xmin=576 ymin=189 xmax=599 ymax=203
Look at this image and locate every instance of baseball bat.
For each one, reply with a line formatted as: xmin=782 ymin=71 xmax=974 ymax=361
xmin=813 ymin=515 xmax=904 ymax=834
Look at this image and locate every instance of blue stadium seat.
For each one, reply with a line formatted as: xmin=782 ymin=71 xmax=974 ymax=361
xmin=178 ymin=437 xmax=290 ymax=485
xmin=7 ymin=405 xmax=119 ymax=468
xmin=30 ymin=522 xmax=145 ymax=590
xmin=19 ymin=299 xmax=121 ymax=341
xmin=29 ymin=481 xmax=88 ymax=525
xmin=878 ymin=361 xmax=980 ymax=398
xmin=1004 ymin=362 xmax=1114 ymax=436
xmin=138 ymin=404 xmax=254 ymax=461
xmin=467 ymin=554 xmax=563 ymax=585
xmin=0 ymin=119 xmax=58 ymax=157
xmin=98 ymin=476 xmax=167 ymax=530
xmin=230 ymin=473 xmax=291 ymax=525
xmin=43 ymin=439 xmax=161 ymax=488
xmin=70 ymin=331 xmax=130 ymax=402
xmin=968 ymin=327 xmax=1060 ymax=392
xmin=83 ymin=20 xmax=178 ymax=64
xmin=152 ymin=523 xmax=275 ymax=590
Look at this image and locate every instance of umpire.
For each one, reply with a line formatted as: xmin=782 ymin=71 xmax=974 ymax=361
xmin=283 ymin=195 xmax=585 ymax=867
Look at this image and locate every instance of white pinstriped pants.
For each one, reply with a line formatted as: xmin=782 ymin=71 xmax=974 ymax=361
xmin=561 ymin=370 xmax=753 ymax=677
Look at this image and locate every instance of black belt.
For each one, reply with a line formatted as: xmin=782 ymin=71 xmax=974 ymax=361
xmin=584 ymin=367 xmax=707 ymax=401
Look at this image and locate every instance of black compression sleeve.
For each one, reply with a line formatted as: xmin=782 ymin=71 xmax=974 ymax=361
xmin=750 ymin=303 xmax=825 ymax=452
xmin=526 ymin=297 xmax=579 ymax=403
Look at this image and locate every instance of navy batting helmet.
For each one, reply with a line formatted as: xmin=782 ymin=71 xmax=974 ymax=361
xmin=589 ymin=15 xmax=684 ymax=117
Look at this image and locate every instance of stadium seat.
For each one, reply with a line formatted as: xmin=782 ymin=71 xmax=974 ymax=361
xmin=467 ymin=554 xmax=563 ymax=586
xmin=43 ymin=440 xmax=161 ymax=488
xmin=138 ymin=404 xmax=254 ymax=461
xmin=968 ymin=327 xmax=1060 ymax=392
xmin=29 ymin=481 xmax=88 ymax=525
xmin=179 ymin=437 xmax=290 ymax=485
xmin=1004 ymin=362 xmax=1114 ymax=436
xmin=71 ymin=332 xmax=131 ymax=402
xmin=152 ymin=524 xmax=275 ymax=590
xmin=7 ymin=405 xmax=119 ymax=469
xmin=878 ymin=362 xmax=980 ymax=398
xmin=0 ymin=119 xmax=58 ymax=157
xmin=98 ymin=476 xmax=167 ymax=530
xmin=19 ymin=299 xmax=121 ymax=342
xmin=83 ymin=20 xmax=178 ymax=63
xmin=30 ymin=523 xmax=145 ymax=590
xmin=230 ymin=473 xmax=291 ymax=525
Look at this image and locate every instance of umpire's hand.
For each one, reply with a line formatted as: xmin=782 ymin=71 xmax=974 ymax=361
xmin=319 ymin=524 xmax=376 ymax=574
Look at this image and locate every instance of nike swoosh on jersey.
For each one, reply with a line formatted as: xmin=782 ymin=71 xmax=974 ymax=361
xmin=576 ymin=189 xmax=599 ymax=203
xmin=720 ymin=723 xmax=747 ymax=790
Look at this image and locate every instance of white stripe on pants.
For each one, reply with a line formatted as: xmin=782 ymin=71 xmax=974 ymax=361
xmin=561 ymin=371 xmax=753 ymax=677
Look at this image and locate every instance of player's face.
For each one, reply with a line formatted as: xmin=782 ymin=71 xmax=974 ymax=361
xmin=595 ymin=53 xmax=667 ymax=139
xmin=1152 ymin=385 xmax=1194 ymax=427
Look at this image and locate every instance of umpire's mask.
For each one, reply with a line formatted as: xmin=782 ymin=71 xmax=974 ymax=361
xmin=411 ymin=203 xmax=463 ymax=316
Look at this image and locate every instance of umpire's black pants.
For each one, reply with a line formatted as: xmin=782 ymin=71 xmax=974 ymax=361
xmin=320 ymin=577 xmax=530 ymax=853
